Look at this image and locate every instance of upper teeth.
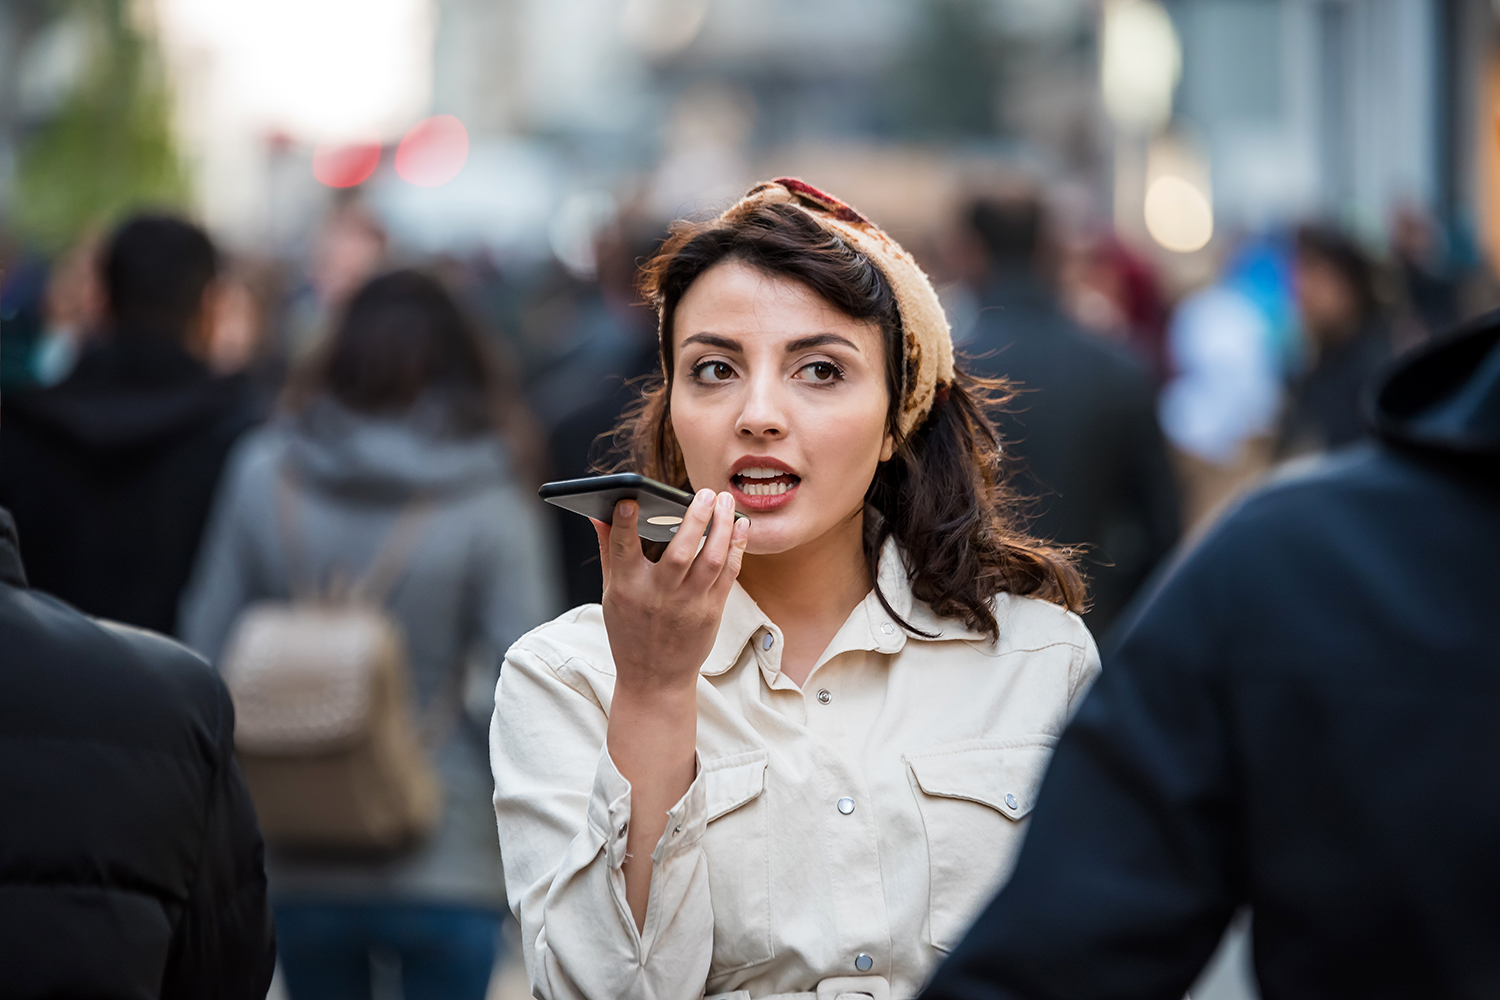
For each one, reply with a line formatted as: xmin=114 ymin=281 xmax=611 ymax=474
xmin=738 ymin=467 xmax=786 ymax=479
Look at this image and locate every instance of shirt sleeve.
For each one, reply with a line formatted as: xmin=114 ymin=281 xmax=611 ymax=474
xmin=492 ymin=641 xmax=714 ymax=1000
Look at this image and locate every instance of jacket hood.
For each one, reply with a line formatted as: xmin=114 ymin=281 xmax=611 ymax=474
xmin=3 ymin=334 xmax=248 ymax=454
xmin=1368 ymin=311 xmax=1500 ymax=460
xmin=286 ymin=396 xmax=513 ymax=499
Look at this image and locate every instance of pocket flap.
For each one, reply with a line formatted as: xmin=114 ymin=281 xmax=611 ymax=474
xmin=702 ymin=750 xmax=769 ymax=823
xmin=905 ymin=739 xmax=1056 ymax=821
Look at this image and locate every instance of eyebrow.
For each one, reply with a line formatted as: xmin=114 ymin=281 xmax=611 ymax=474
xmin=678 ymin=332 xmax=863 ymax=354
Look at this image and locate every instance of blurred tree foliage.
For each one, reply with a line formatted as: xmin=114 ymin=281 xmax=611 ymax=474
xmin=11 ymin=0 xmax=187 ymax=251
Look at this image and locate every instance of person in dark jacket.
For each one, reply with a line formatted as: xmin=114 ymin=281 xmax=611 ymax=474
xmin=0 ymin=507 xmax=275 ymax=998
xmin=922 ymin=311 xmax=1500 ymax=1000
xmin=1277 ymin=225 xmax=1393 ymax=457
xmin=0 ymin=215 xmax=262 ymax=635
xmin=961 ymin=194 xmax=1179 ymax=636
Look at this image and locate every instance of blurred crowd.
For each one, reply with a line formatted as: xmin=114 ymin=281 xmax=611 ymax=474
xmin=0 ymin=174 xmax=1493 ymax=997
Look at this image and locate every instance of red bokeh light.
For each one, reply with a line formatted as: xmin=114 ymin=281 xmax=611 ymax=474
xmin=312 ymin=142 xmax=382 ymax=188
xmin=395 ymin=115 xmax=469 ymax=187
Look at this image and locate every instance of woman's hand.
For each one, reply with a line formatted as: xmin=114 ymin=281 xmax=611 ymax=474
xmin=593 ymin=489 xmax=749 ymax=699
xmin=591 ymin=488 xmax=749 ymax=931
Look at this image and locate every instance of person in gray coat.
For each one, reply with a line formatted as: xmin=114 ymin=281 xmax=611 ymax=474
xmin=181 ymin=269 xmax=560 ymax=1000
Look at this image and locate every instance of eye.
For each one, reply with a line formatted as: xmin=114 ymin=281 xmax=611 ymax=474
xmin=690 ymin=360 xmax=736 ymax=383
xmin=796 ymin=361 xmax=844 ymax=383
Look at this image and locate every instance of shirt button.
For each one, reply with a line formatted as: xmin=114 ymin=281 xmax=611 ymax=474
xmin=762 ymin=632 xmax=774 ymax=651
xmin=855 ymin=953 xmax=873 ymax=972
xmin=1005 ymin=793 xmax=1018 ymax=810
xmin=618 ymin=823 xmax=627 ymax=836
xmin=816 ymin=689 xmax=832 ymax=705
xmin=837 ymin=797 xmax=855 ymax=815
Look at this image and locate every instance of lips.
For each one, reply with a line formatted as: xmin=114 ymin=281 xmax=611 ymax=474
xmin=729 ymin=456 xmax=801 ymax=511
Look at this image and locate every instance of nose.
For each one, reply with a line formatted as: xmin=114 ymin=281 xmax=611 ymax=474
xmin=735 ymin=371 xmax=788 ymax=439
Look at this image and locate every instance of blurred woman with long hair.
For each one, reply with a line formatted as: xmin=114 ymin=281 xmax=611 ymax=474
xmin=184 ymin=269 xmax=559 ymax=1000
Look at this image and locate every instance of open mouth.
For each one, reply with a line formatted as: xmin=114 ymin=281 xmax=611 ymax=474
xmin=732 ymin=467 xmax=802 ymax=497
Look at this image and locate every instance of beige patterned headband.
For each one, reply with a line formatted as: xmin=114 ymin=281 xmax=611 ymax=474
xmin=719 ymin=177 xmax=957 ymax=438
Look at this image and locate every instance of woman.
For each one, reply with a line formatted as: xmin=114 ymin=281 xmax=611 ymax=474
xmin=183 ymin=270 xmax=559 ymax=1000
xmin=491 ymin=179 xmax=1098 ymax=1000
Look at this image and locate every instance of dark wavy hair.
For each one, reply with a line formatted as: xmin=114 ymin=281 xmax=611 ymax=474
xmin=283 ymin=269 xmax=541 ymax=479
xmin=608 ymin=201 xmax=1084 ymax=639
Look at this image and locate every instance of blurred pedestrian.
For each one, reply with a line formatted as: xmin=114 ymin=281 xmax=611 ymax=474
xmin=181 ymin=269 xmax=561 ymax=1000
xmin=922 ymin=312 xmax=1500 ymax=999
xmin=493 ymin=178 xmax=1097 ymax=1000
xmin=0 ymin=507 xmax=276 ymax=997
xmin=1277 ymin=225 xmax=1392 ymax=457
xmin=0 ymin=214 xmax=263 ymax=635
xmin=544 ymin=219 xmax=663 ymax=607
xmin=1058 ymin=231 xmax=1170 ymax=383
xmin=961 ymin=193 xmax=1179 ymax=636
xmin=1157 ymin=241 xmax=1290 ymax=530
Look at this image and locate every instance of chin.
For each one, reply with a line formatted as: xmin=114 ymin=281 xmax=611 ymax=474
xmin=741 ymin=517 xmax=809 ymax=556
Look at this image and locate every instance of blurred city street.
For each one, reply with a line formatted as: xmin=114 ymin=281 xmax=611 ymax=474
xmin=2 ymin=0 xmax=1497 ymax=997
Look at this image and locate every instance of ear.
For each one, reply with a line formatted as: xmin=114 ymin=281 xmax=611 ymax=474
xmin=879 ymin=431 xmax=896 ymax=463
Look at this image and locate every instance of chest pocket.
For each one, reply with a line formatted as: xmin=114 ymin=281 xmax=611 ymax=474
xmin=904 ymin=737 xmax=1057 ymax=952
xmin=701 ymin=750 xmax=774 ymax=980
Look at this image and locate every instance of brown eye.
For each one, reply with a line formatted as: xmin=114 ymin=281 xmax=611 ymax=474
xmin=693 ymin=361 xmax=735 ymax=382
xmin=799 ymin=362 xmax=842 ymax=382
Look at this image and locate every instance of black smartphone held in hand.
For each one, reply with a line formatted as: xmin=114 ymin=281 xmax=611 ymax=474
xmin=539 ymin=473 xmax=747 ymax=543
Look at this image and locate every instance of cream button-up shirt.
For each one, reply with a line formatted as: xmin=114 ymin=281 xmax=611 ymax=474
xmin=491 ymin=543 xmax=1100 ymax=1000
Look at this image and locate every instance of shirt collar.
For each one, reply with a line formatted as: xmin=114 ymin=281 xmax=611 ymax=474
xmin=699 ymin=538 xmax=992 ymax=679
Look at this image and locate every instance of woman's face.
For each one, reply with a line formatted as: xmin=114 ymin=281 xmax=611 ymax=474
xmin=670 ymin=261 xmax=894 ymax=556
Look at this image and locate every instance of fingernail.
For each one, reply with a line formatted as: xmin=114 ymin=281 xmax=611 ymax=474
xmin=619 ymin=500 xmax=636 ymax=517
xmin=717 ymin=491 xmax=732 ymax=509
xmin=733 ymin=517 xmax=749 ymax=542
xmin=696 ymin=488 xmax=714 ymax=506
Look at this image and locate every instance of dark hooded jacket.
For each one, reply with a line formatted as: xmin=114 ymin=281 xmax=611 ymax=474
xmin=923 ymin=311 xmax=1500 ymax=999
xmin=0 ymin=508 xmax=276 ymax=998
xmin=0 ymin=331 xmax=262 ymax=635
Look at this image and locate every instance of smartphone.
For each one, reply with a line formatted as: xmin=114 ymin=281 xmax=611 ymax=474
xmin=539 ymin=473 xmax=747 ymax=543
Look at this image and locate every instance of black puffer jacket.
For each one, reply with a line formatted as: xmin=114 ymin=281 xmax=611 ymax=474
xmin=924 ymin=312 xmax=1500 ymax=998
xmin=0 ymin=509 xmax=275 ymax=998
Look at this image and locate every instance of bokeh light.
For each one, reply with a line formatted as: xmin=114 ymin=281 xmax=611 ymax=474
xmin=1100 ymin=0 xmax=1181 ymax=134
xmin=312 ymin=142 xmax=382 ymax=188
xmin=394 ymin=115 xmax=469 ymax=187
xmin=1144 ymin=175 xmax=1214 ymax=253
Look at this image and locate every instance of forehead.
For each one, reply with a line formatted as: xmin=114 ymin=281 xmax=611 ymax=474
xmin=672 ymin=261 xmax=883 ymax=354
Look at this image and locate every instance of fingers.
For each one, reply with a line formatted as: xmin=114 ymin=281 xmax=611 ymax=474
xmin=607 ymin=500 xmax=644 ymax=576
xmin=658 ymin=488 xmax=717 ymax=585
xmin=708 ymin=514 xmax=751 ymax=603
xmin=685 ymin=492 xmax=737 ymax=590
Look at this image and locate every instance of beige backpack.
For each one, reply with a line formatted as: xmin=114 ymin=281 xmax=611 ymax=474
xmin=221 ymin=470 xmax=443 ymax=854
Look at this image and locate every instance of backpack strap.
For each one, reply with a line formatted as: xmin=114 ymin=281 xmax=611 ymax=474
xmin=352 ymin=499 xmax=435 ymax=606
xmin=275 ymin=461 xmax=433 ymax=606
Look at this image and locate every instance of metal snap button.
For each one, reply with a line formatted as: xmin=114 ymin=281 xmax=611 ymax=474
xmin=817 ymin=689 xmax=832 ymax=704
xmin=762 ymin=632 xmax=774 ymax=650
xmin=618 ymin=823 xmax=627 ymax=836
xmin=855 ymin=953 xmax=874 ymax=972
xmin=1005 ymin=793 xmax=1018 ymax=810
xmin=880 ymin=622 xmax=896 ymax=635
xmin=837 ymin=797 xmax=855 ymax=815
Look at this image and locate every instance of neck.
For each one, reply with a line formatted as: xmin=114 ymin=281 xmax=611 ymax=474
xmin=737 ymin=508 xmax=872 ymax=687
